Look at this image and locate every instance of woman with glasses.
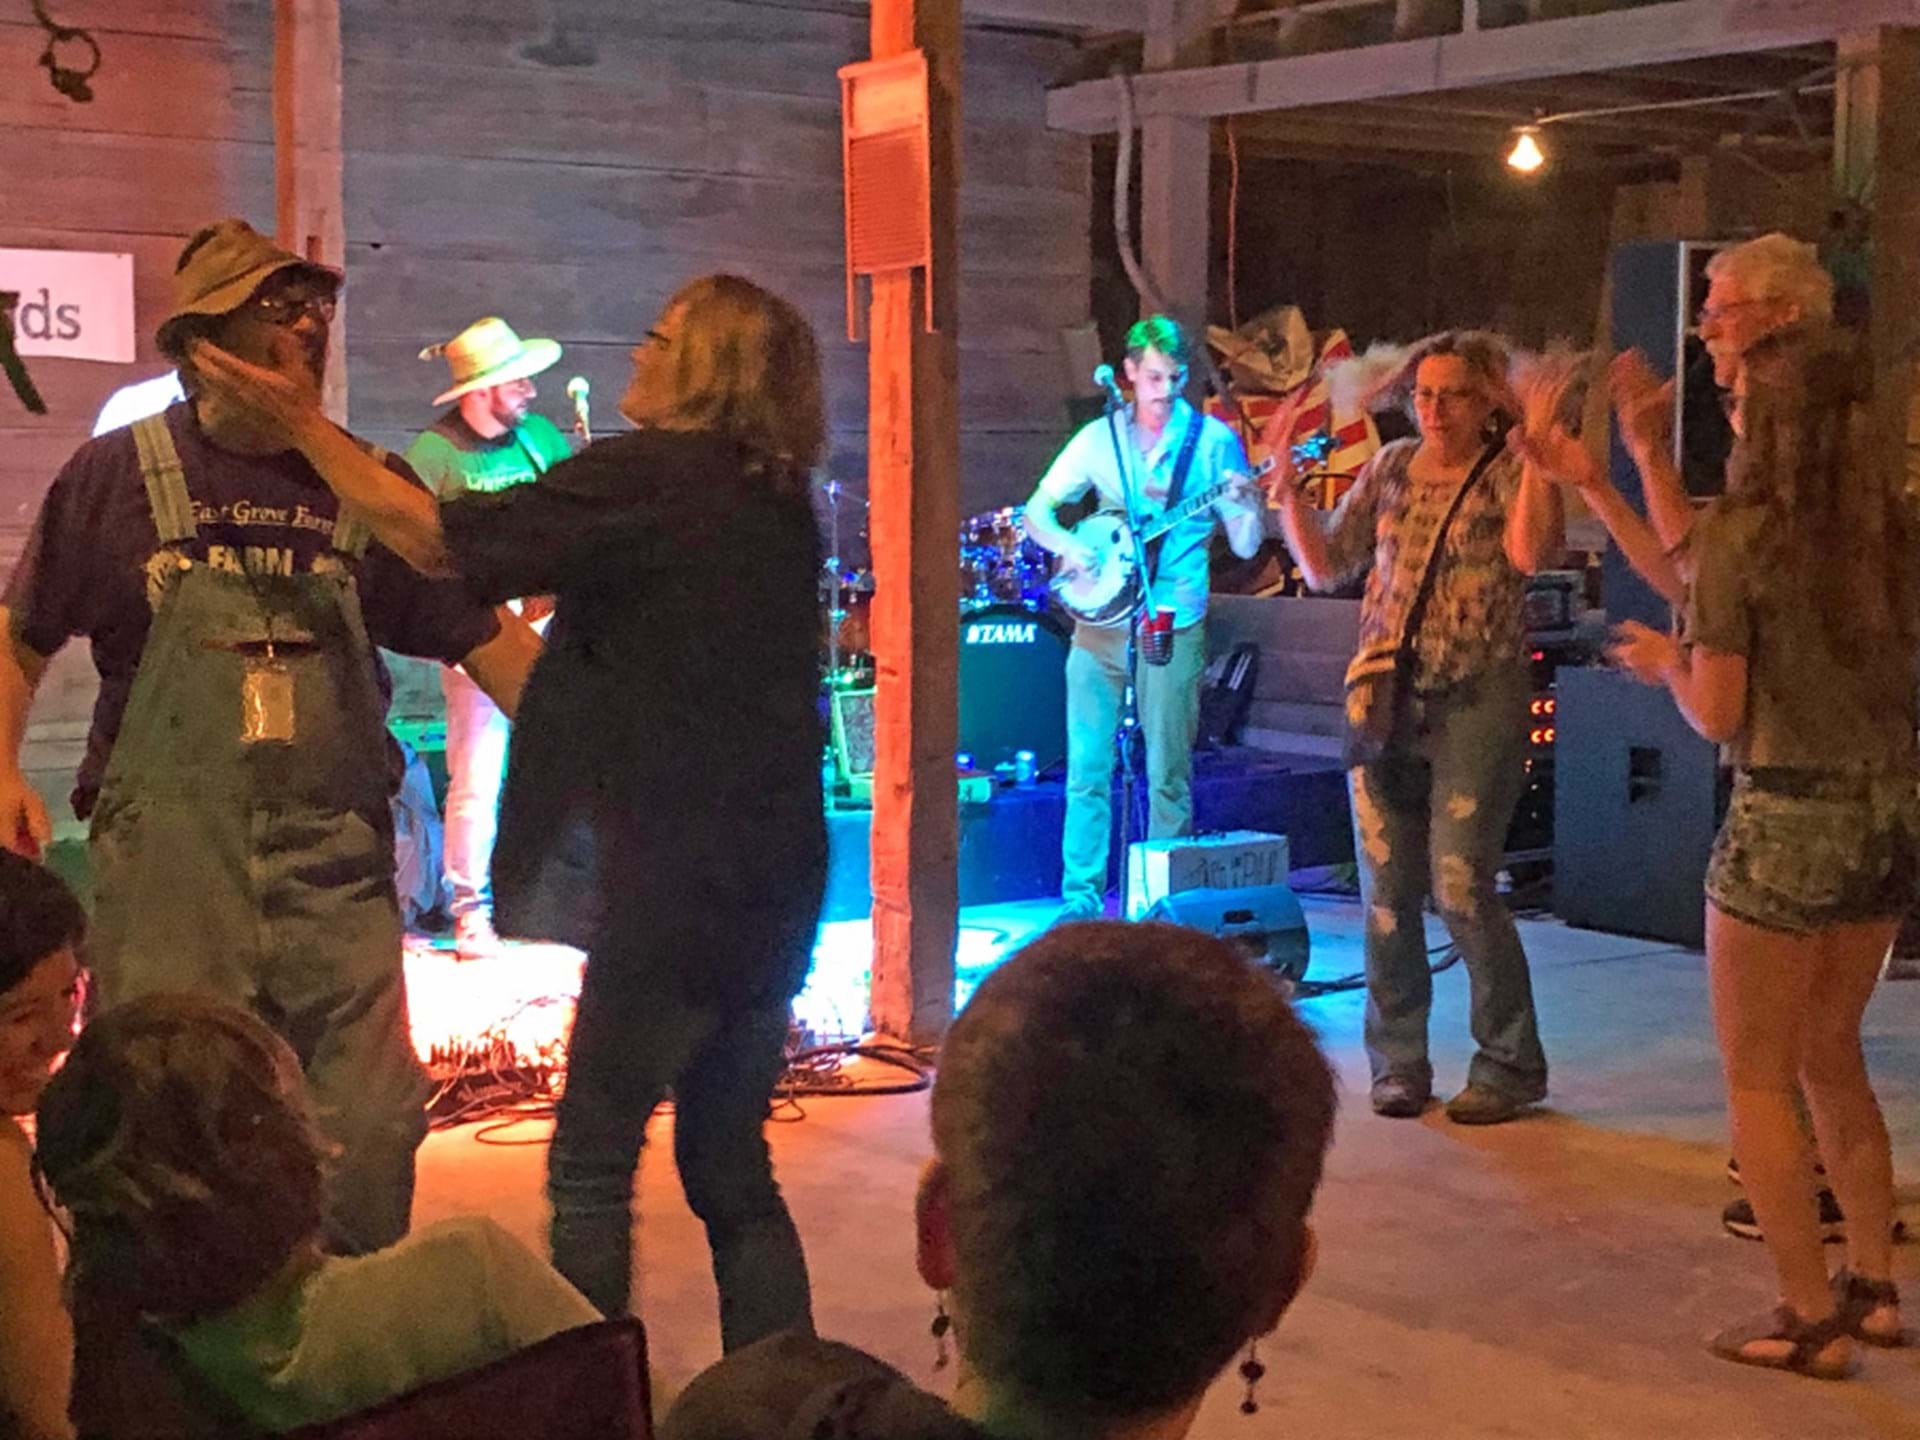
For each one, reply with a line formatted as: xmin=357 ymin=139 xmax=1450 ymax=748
xmin=1271 ymin=331 xmax=1563 ymax=1126
xmin=194 ymin=273 xmax=828 ymax=1353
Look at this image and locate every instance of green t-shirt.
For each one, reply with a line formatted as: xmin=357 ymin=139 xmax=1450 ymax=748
xmin=404 ymin=410 xmax=573 ymax=500
xmin=1684 ymin=499 xmax=1917 ymax=771
xmin=168 ymin=1216 xmax=599 ymax=1430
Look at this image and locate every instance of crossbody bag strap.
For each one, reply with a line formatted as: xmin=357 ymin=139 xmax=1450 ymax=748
xmin=1394 ymin=439 xmax=1502 ymax=668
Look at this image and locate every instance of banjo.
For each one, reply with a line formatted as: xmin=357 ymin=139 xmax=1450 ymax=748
xmin=1046 ymin=456 xmax=1276 ymax=627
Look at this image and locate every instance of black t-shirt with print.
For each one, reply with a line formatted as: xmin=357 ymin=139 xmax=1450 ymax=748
xmin=4 ymin=402 xmax=501 ymax=817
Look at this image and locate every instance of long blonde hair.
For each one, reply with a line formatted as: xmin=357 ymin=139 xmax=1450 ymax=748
xmin=622 ymin=274 xmax=825 ymax=479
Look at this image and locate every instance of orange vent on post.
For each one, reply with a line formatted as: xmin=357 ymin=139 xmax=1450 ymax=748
xmin=840 ymin=50 xmax=933 ymax=339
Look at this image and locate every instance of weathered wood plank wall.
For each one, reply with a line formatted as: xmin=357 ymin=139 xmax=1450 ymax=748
xmin=1 ymin=0 xmax=1091 ymax=819
xmin=0 ymin=1 xmax=272 ymax=821
xmin=311 ymin=0 xmax=1090 ymax=535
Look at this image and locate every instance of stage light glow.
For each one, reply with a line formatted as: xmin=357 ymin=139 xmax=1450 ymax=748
xmin=1506 ymin=127 xmax=1545 ymax=174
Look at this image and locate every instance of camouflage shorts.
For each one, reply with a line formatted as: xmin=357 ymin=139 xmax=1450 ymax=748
xmin=1706 ymin=769 xmax=1920 ymax=936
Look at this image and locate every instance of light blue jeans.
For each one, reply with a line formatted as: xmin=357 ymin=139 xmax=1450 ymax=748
xmin=1061 ymin=620 xmax=1208 ymax=910
xmin=1349 ymin=664 xmax=1547 ymax=1101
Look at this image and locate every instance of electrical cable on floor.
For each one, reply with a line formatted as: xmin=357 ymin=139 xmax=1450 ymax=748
xmin=1294 ymin=940 xmax=1460 ymax=999
xmin=777 ymin=1040 xmax=936 ymax=1099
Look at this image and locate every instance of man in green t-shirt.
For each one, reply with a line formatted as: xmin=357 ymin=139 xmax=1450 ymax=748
xmin=404 ymin=318 xmax=575 ymax=956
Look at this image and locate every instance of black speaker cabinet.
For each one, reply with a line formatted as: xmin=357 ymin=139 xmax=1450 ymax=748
xmin=1143 ymin=883 xmax=1311 ymax=983
xmin=1552 ymin=666 xmax=1724 ymax=948
xmin=1606 ymin=240 xmax=1735 ymax=631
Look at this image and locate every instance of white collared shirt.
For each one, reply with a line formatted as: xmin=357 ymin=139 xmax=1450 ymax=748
xmin=1036 ymin=398 xmax=1261 ymax=627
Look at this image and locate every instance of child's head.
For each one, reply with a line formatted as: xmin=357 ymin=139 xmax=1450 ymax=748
xmin=0 ymin=851 xmax=84 ymax=1117
xmin=36 ymin=994 xmax=329 ymax=1319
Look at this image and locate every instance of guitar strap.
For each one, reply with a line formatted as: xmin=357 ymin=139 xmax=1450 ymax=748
xmin=1142 ymin=407 xmax=1205 ymax=589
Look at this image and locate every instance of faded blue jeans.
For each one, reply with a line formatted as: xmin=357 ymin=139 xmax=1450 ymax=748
xmin=1349 ymin=664 xmax=1547 ymax=1102
xmin=548 ymin=967 xmax=812 ymax=1350
xmin=1061 ymin=619 xmax=1208 ymax=910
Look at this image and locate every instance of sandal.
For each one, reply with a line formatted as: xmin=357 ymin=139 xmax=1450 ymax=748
xmin=1708 ymin=1305 xmax=1856 ymax=1381
xmin=1833 ymin=1268 xmax=1916 ymax=1348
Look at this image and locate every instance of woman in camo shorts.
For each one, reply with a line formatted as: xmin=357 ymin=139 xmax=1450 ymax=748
xmin=1611 ymin=322 xmax=1917 ymax=1380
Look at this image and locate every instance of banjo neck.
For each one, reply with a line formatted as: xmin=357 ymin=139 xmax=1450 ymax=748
xmin=1129 ymin=454 xmax=1274 ymax=544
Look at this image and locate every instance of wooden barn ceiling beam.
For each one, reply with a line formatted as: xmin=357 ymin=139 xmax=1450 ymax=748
xmin=1048 ymin=0 xmax=1919 ymax=132
xmin=962 ymin=0 xmax=1148 ymax=29
xmin=1327 ymin=92 xmax=1786 ymax=141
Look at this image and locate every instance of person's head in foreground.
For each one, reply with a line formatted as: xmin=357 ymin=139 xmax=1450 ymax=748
xmin=919 ymin=920 xmax=1337 ymax=1438
xmin=620 ymin=272 xmax=825 ymax=478
xmin=0 ymin=851 xmax=85 ymax=1120
xmin=36 ymin=993 xmax=328 ymax=1321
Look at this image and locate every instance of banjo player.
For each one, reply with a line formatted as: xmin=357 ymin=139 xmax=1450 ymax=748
xmin=1021 ymin=315 xmax=1265 ymax=924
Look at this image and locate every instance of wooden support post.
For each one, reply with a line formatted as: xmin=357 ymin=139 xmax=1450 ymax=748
xmin=273 ymin=0 xmax=348 ymax=422
xmin=866 ymin=0 xmax=961 ymax=1044
xmin=1835 ymin=28 xmax=1920 ymax=494
xmin=1139 ymin=0 xmax=1212 ymax=328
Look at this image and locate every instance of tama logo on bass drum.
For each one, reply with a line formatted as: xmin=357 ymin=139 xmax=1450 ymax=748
xmin=964 ymin=620 xmax=1038 ymax=645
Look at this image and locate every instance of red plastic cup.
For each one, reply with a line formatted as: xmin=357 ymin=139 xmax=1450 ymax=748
xmin=1139 ymin=606 xmax=1176 ymax=667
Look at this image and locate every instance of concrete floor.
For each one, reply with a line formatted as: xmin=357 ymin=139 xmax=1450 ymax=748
xmin=411 ymin=899 xmax=1920 ymax=1438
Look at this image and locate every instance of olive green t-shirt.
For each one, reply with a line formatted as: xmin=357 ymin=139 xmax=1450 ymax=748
xmin=1684 ymin=500 xmax=1916 ymax=771
xmin=403 ymin=410 xmax=573 ymax=500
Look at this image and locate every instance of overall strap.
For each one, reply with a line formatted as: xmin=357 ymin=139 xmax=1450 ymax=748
xmin=329 ymin=442 xmax=384 ymax=559
xmin=129 ymin=414 xmax=198 ymax=544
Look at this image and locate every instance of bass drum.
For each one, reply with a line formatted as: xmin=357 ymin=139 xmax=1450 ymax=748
xmin=959 ymin=604 xmax=1068 ymax=773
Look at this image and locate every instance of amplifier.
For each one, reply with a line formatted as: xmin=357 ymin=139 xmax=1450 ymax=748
xmin=829 ymin=687 xmax=877 ymax=785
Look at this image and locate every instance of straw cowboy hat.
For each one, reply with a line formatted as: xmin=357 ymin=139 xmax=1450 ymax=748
xmin=156 ymin=218 xmax=341 ymax=359
xmin=422 ymin=317 xmax=561 ymax=405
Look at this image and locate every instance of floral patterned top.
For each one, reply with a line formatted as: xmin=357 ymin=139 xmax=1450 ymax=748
xmin=1316 ymin=437 xmax=1528 ymax=692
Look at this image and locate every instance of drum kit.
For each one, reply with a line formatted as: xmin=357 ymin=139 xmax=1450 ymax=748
xmin=818 ymin=482 xmax=1068 ymax=774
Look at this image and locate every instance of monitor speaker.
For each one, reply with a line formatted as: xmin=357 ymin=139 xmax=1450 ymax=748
xmin=1142 ymin=882 xmax=1311 ymax=983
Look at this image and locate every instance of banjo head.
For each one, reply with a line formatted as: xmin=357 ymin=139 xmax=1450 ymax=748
xmin=1050 ymin=511 xmax=1142 ymax=625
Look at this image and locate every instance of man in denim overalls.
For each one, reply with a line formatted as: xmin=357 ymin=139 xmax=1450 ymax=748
xmin=0 ymin=220 xmax=540 ymax=1253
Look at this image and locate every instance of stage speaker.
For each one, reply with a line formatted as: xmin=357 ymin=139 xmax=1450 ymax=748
xmin=1606 ymin=240 xmax=1735 ymax=631
xmin=1552 ymin=666 xmax=1725 ymax=947
xmin=1143 ymin=883 xmax=1311 ymax=983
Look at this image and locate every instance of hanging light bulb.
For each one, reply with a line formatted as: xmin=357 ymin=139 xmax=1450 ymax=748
xmin=1506 ymin=126 xmax=1545 ymax=174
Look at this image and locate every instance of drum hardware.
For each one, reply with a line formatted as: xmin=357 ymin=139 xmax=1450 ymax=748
xmin=816 ymin=473 xmax=873 ymax=690
xmin=959 ymin=506 xmax=1052 ymax=614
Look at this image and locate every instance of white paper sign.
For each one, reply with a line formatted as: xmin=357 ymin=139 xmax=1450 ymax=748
xmin=0 ymin=248 xmax=136 ymax=363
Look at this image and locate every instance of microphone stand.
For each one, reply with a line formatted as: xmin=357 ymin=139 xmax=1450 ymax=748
xmin=1100 ymin=386 xmax=1159 ymax=918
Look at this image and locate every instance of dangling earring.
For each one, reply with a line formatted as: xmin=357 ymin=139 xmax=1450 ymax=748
xmin=1237 ymin=1340 xmax=1266 ymax=1416
xmin=931 ymin=1293 xmax=953 ymax=1370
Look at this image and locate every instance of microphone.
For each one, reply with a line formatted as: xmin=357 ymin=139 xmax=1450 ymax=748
xmin=1092 ymin=363 xmax=1125 ymax=409
xmin=566 ymin=375 xmax=591 ymax=443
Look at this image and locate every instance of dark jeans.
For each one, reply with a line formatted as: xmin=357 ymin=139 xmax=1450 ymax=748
xmin=1349 ymin=665 xmax=1548 ymax=1101
xmin=547 ymin=956 xmax=812 ymax=1351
